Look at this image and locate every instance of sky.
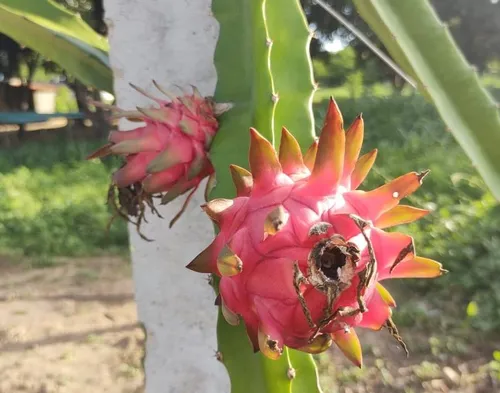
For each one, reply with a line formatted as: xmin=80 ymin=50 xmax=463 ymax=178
xmin=322 ymin=37 xmax=346 ymax=53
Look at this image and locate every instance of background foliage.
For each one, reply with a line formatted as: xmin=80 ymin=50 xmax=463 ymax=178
xmin=0 ymin=138 xmax=127 ymax=257
xmin=302 ymin=0 xmax=500 ymax=73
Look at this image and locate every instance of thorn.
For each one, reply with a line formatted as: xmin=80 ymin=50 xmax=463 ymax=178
xmin=190 ymin=84 xmax=202 ymax=98
xmin=129 ymin=82 xmax=162 ymax=102
xmin=110 ymin=110 xmax=143 ymax=121
xmin=417 ymin=169 xmax=430 ymax=182
xmin=152 ymin=80 xmax=178 ymax=101
xmin=173 ymin=83 xmax=189 ymax=95
xmin=135 ymin=106 xmax=165 ymax=122
xmin=213 ymin=102 xmax=234 ymax=116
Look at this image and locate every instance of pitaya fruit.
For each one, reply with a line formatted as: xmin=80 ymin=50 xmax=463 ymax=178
xmin=87 ymin=82 xmax=231 ymax=237
xmin=187 ymin=98 xmax=446 ymax=366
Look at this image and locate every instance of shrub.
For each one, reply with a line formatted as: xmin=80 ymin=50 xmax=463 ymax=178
xmin=0 ymin=139 xmax=128 ymax=257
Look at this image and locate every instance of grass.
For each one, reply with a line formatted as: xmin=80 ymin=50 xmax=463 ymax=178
xmin=0 ymin=137 xmax=128 ymax=258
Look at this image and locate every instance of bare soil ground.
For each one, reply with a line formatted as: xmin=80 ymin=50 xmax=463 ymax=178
xmin=0 ymin=256 xmax=144 ymax=393
xmin=0 ymin=255 xmax=498 ymax=393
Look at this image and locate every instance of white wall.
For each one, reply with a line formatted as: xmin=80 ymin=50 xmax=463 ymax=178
xmin=102 ymin=1 xmax=230 ymax=391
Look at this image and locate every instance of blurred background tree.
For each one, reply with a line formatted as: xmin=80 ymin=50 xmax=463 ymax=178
xmin=54 ymin=0 xmax=107 ymax=35
xmin=0 ymin=0 xmax=109 ymax=126
xmin=0 ymin=0 xmax=106 ymax=82
xmin=303 ymin=0 xmax=500 ymax=90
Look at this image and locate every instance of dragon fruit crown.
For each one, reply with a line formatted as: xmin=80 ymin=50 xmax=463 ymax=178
xmin=87 ymin=82 xmax=231 ymax=239
xmin=188 ymin=98 xmax=446 ymax=366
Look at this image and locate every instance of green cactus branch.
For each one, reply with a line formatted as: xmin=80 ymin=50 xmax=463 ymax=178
xmin=353 ymin=0 xmax=500 ymax=200
xmin=266 ymin=0 xmax=316 ymax=151
xmin=210 ymin=0 xmax=322 ymax=392
xmin=264 ymin=0 xmax=322 ymax=391
xmin=210 ymin=0 xmax=276 ymax=201
xmin=210 ymin=1 xmax=287 ymax=391
xmin=288 ymin=349 xmax=323 ymax=392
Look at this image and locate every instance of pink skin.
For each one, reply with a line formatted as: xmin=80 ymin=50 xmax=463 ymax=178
xmin=216 ymin=175 xmax=398 ymax=350
xmin=105 ymin=94 xmax=218 ymax=194
xmin=195 ymin=100 xmax=442 ymax=360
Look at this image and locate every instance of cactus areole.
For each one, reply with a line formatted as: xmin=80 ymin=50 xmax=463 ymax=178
xmin=87 ymin=82 xmax=231 ymax=238
xmin=188 ymin=99 xmax=446 ymax=366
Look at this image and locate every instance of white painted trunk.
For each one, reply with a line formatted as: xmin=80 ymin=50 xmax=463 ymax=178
xmin=102 ymin=1 xmax=230 ymax=391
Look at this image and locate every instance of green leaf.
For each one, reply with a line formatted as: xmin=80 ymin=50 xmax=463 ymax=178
xmin=352 ymin=1 xmax=418 ymax=86
xmin=353 ymin=0 xmax=500 ymax=200
xmin=265 ymin=0 xmax=316 ymax=150
xmin=0 ymin=0 xmax=112 ymax=91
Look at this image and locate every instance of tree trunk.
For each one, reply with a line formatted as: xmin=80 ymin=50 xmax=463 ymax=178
xmin=102 ymin=1 xmax=229 ymax=392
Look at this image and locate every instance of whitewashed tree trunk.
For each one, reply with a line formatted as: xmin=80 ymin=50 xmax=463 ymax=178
xmin=102 ymin=1 xmax=230 ymax=391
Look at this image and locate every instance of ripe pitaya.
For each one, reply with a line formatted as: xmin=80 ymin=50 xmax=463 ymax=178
xmin=188 ymin=98 xmax=446 ymax=366
xmin=87 ymin=82 xmax=230 ymax=237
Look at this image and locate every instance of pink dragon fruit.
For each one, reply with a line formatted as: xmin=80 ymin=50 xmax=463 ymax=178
xmin=87 ymin=82 xmax=230 ymax=235
xmin=187 ymin=98 xmax=446 ymax=366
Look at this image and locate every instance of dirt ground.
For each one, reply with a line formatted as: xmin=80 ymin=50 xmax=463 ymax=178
xmin=0 ymin=256 xmax=144 ymax=393
xmin=0 ymin=255 xmax=498 ymax=393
